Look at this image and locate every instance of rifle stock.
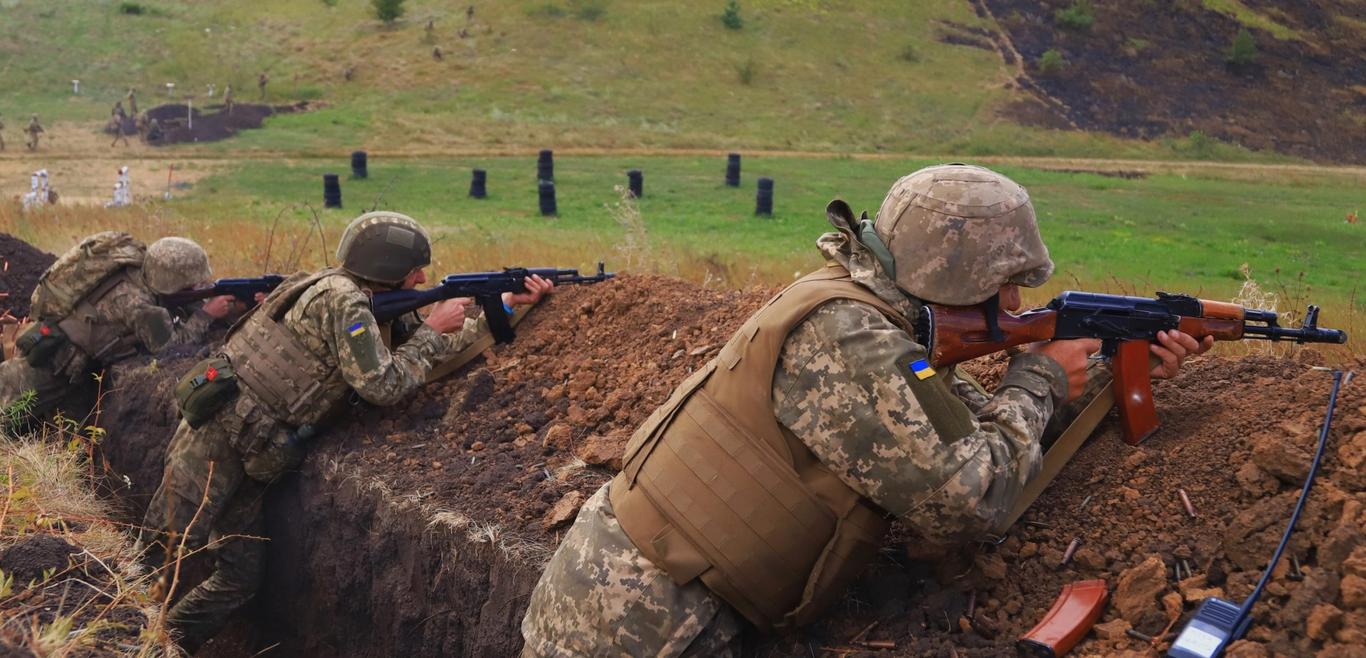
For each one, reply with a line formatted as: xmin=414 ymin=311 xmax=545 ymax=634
xmin=923 ymin=290 xmax=1347 ymax=444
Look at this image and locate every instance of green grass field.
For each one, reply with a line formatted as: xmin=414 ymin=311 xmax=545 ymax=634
xmin=0 ymin=0 xmax=1283 ymax=160
xmin=165 ymin=154 xmax=1363 ymax=320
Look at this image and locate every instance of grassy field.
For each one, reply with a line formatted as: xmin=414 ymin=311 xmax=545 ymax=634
xmin=0 ymin=0 xmax=1284 ymax=161
xmin=5 ymin=154 xmax=1361 ymax=332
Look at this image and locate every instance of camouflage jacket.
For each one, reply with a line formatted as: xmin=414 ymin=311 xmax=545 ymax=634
xmin=277 ymin=272 xmax=484 ymax=408
xmin=57 ymin=269 xmax=214 ymax=378
xmin=772 ymin=230 xmax=1064 ymax=544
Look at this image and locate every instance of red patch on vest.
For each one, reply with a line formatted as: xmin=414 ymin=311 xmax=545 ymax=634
xmin=205 ymin=367 xmax=218 ymax=381
xmin=40 ymin=325 xmax=51 ymax=336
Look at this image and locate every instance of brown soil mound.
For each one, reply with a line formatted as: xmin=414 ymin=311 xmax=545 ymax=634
xmin=95 ymin=274 xmax=1364 ymax=656
xmin=0 ymin=234 xmax=56 ymax=319
xmin=977 ymin=0 xmax=1366 ymax=164
xmin=142 ymin=102 xmax=312 ymax=145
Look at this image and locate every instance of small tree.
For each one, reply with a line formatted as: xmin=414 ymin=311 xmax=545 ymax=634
xmin=372 ymin=0 xmax=406 ymax=23
xmin=1054 ymin=0 xmax=1094 ymax=31
xmin=721 ymin=0 xmax=743 ymax=30
xmin=1037 ymin=49 xmax=1067 ymax=76
xmin=1226 ymin=28 xmax=1257 ymax=67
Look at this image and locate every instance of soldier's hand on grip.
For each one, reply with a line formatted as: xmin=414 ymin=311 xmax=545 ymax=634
xmin=1029 ymin=338 xmax=1102 ymax=402
xmin=423 ymin=298 xmax=469 ymax=334
xmin=202 ymin=294 xmax=235 ymax=320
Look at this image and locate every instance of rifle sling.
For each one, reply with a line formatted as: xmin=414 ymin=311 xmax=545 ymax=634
xmin=996 ymin=381 xmax=1115 ymax=535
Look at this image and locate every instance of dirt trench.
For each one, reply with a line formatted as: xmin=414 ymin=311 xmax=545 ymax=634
xmin=5 ymin=228 xmax=1338 ymax=658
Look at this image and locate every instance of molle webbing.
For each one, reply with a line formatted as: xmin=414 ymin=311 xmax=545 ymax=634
xmin=56 ymin=272 xmax=138 ymax=362
xmin=222 ymin=270 xmax=342 ymax=426
xmin=611 ymin=265 xmax=912 ymax=631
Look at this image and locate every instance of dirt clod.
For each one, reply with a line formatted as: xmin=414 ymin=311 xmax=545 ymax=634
xmin=0 ymin=535 xmax=78 ymax=584
xmin=543 ymin=491 xmax=585 ymax=530
xmin=1115 ymin=555 xmax=1168 ymax=629
xmin=0 ymin=233 xmax=56 ymax=319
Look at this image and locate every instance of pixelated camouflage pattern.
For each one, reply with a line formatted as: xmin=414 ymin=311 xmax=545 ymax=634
xmin=874 ymin=164 xmax=1053 ymax=306
xmin=522 ymin=246 xmax=1073 ymax=651
xmin=334 ymin=212 xmax=432 ymax=285
xmin=141 ymin=412 xmax=270 ymax=654
xmin=520 ymin=484 xmax=744 ymax=658
xmin=142 ymin=237 xmax=213 ymax=295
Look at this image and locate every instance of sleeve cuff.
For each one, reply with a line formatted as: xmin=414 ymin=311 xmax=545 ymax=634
xmin=1000 ymin=351 xmax=1069 ymax=407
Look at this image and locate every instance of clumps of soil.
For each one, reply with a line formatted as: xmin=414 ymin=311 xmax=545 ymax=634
xmin=0 ymin=535 xmax=148 ymax=656
xmin=142 ymin=101 xmax=313 ymax=145
xmin=0 ymin=234 xmax=56 ymax=319
xmin=976 ymin=0 xmax=1366 ymax=164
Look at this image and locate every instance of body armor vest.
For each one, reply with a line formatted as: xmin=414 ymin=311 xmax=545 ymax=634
xmin=610 ymin=265 xmax=915 ymax=631
xmin=222 ymin=269 xmax=349 ymax=427
xmin=55 ymin=271 xmax=140 ymax=364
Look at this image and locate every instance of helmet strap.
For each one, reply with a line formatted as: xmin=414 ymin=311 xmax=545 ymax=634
xmin=856 ymin=217 xmax=897 ymax=280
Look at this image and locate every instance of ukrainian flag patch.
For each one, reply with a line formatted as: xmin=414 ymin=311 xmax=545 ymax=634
xmin=909 ymin=359 xmax=936 ymax=380
xmin=348 ymin=322 xmax=366 ymax=337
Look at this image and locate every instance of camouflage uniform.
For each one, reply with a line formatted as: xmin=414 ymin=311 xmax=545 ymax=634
xmin=142 ymin=271 xmax=487 ymax=653
xmin=0 ymin=271 xmax=213 ymax=427
xmin=25 ymin=116 xmax=43 ymax=151
xmin=522 ymin=166 xmax=1104 ymax=656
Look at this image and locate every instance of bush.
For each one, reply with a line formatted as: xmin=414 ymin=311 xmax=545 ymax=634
xmin=721 ymin=0 xmax=743 ymax=30
xmin=736 ymin=58 xmax=757 ymax=85
xmin=1227 ymin=28 xmax=1258 ymax=67
xmin=118 ymin=2 xmax=145 ymax=14
xmin=1037 ymin=49 xmax=1067 ymax=76
xmin=571 ymin=0 xmax=606 ymax=21
xmin=1054 ymin=0 xmax=1094 ymax=31
xmin=372 ymin=0 xmax=406 ymax=23
xmin=899 ymin=44 xmax=920 ymax=63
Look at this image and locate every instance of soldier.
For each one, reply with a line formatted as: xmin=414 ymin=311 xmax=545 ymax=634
xmin=0 ymin=234 xmax=236 ymax=428
xmin=144 ymin=117 xmax=163 ymax=143
xmin=222 ymin=84 xmax=233 ymax=115
xmin=25 ymin=115 xmax=44 ymax=151
xmin=110 ymin=101 xmax=130 ymax=147
xmin=520 ymin=164 xmax=1212 ymax=656
xmin=127 ymin=88 xmax=138 ymax=117
xmin=140 ymin=211 xmax=555 ymax=653
xmin=0 ymin=111 xmax=6 ymax=151
xmin=257 ymin=72 xmax=268 ymax=100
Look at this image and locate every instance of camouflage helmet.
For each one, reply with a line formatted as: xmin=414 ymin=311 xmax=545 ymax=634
xmin=869 ymin=164 xmax=1053 ymax=306
xmin=335 ymin=211 xmax=432 ymax=285
xmin=144 ymin=237 xmax=213 ymax=295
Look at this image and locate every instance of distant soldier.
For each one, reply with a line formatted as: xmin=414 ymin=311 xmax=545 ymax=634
xmin=432 ymin=45 xmax=443 ymax=61
xmin=25 ymin=115 xmax=44 ymax=151
xmin=223 ymin=85 xmax=233 ymax=115
xmin=425 ymin=18 xmax=435 ymax=38
xmin=0 ymin=111 xmax=6 ymax=151
xmin=110 ymin=102 xmax=130 ymax=147
xmin=342 ymin=65 xmax=356 ymax=82
xmin=127 ymin=88 xmax=138 ymax=117
xmin=257 ymin=72 xmax=269 ymax=100
xmin=467 ymin=5 xmax=475 ymax=21
xmin=145 ymin=117 xmax=163 ymax=143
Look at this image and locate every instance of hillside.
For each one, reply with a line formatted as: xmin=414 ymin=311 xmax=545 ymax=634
xmin=0 ymin=0 xmax=1359 ymax=161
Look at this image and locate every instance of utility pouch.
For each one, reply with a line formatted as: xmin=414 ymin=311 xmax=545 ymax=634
xmin=15 ymin=322 xmax=68 ymax=367
xmin=243 ymin=424 xmax=315 ymax=482
xmin=174 ymin=356 xmax=240 ymax=428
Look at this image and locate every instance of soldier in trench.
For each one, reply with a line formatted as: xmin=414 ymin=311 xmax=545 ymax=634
xmin=139 ymin=211 xmax=555 ymax=653
xmin=519 ymin=164 xmax=1212 ymax=656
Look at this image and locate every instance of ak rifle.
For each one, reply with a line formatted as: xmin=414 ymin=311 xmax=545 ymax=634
xmin=920 ymin=291 xmax=1347 ymax=444
xmin=161 ymin=274 xmax=285 ymax=307
xmin=370 ymin=263 xmax=614 ymax=343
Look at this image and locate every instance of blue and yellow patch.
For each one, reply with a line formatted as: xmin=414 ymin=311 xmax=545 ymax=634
xmin=348 ymin=322 xmax=366 ymax=337
xmin=909 ymin=358 xmax=936 ymax=381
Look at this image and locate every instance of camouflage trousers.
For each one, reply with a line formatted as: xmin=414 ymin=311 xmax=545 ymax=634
xmin=141 ymin=404 xmax=281 ymax=654
xmin=0 ymin=357 xmax=98 ymax=432
xmin=520 ymin=483 xmax=746 ymax=658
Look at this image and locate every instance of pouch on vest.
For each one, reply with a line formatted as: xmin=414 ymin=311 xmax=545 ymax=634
xmin=243 ymin=424 xmax=314 ymax=482
xmin=15 ymin=322 xmax=68 ymax=368
xmin=175 ymin=356 xmax=240 ymax=429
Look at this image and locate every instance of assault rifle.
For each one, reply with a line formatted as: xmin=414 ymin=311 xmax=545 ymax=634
xmin=161 ymin=275 xmax=285 ymax=308
xmin=920 ymin=291 xmax=1347 ymax=444
xmin=370 ymin=263 xmax=615 ymax=343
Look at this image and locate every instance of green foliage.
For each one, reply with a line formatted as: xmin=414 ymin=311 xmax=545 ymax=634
xmin=1227 ymin=28 xmax=1258 ymax=66
xmin=571 ymin=0 xmax=607 ymax=21
xmin=526 ymin=3 xmax=566 ymax=18
xmin=898 ymin=44 xmax=921 ymax=63
xmin=721 ymin=0 xmax=744 ymax=30
xmin=1037 ymin=49 xmax=1067 ymax=76
xmin=371 ymin=0 xmax=406 ymax=23
xmin=117 ymin=2 xmax=146 ymax=15
xmin=1054 ymin=0 xmax=1094 ymax=31
xmin=321 ymin=0 xmax=338 ymax=6
xmin=1125 ymin=37 xmax=1150 ymax=53
xmin=2 ymin=390 xmax=36 ymax=429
